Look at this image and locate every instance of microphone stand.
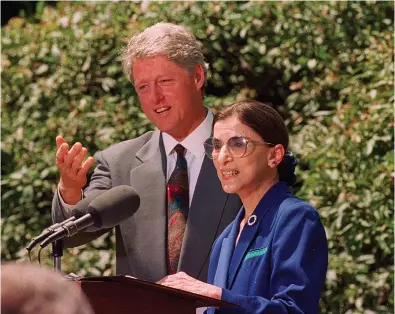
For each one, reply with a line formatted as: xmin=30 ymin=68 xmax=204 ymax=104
xmin=52 ymin=240 xmax=63 ymax=272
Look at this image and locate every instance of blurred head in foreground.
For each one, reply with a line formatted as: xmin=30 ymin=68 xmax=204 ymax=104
xmin=1 ymin=263 xmax=94 ymax=314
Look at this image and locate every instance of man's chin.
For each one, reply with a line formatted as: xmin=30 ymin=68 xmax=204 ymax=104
xmin=158 ymin=125 xmax=192 ymax=141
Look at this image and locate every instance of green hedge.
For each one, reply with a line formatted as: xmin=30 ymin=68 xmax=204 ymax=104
xmin=2 ymin=2 xmax=393 ymax=312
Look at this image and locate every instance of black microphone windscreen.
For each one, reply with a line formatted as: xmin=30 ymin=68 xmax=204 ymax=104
xmin=71 ymin=190 xmax=108 ymax=218
xmin=87 ymin=185 xmax=140 ymax=228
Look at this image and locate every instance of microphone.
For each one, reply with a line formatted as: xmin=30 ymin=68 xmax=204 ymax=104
xmin=25 ymin=190 xmax=107 ymax=251
xmin=70 ymin=190 xmax=109 ymax=218
xmin=26 ymin=216 xmax=76 ymax=251
xmin=40 ymin=185 xmax=140 ymax=248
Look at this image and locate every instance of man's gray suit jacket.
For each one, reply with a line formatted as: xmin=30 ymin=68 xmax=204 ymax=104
xmin=52 ymin=130 xmax=241 ymax=282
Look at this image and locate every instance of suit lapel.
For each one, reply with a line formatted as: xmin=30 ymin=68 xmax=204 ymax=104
xmin=213 ymin=211 xmax=242 ymax=288
xmin=178 ymin=156 xmax=229 ymax=278
xmin=227 ymin=182 xmax=291 ymax=288
xmin=120 ymin=130 xmax=168 ymax=281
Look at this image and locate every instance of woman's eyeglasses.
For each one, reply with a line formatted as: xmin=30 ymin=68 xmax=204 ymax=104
xmin=204 ymin=136 xmax=275 ymax=159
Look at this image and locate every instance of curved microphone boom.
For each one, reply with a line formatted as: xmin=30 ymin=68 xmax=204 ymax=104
xmin=40 ymin=185 xmax=140 ymax=248
xmin=25 ymin=190 xmax=107 ymax=251
xmin=26 ymin=216 xmax=76 ymax=252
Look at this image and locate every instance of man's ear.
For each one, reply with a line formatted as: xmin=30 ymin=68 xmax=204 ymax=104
xmin=194 ymin=64 xmax=205 ymax=90
xmin=268 ymin=144 xmax=285 ymax=168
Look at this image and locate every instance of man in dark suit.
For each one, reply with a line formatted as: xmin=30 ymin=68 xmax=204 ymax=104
xmin=52 ymin=22 xmax=241 ymax=283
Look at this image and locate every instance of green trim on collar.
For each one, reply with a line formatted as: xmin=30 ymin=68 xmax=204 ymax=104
xmin=244 ymin=247 xmax=267 ymax=262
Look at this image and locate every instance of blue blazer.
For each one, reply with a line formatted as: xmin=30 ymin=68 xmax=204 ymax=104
xmin=207 ymin=182 xmax=328 ymax=314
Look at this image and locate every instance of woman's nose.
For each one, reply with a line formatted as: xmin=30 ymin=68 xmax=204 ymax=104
xmin=217 ymin=145 xmax=232 ymax=164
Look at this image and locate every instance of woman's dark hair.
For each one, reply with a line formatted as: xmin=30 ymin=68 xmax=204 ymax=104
xmin=213 ymin=100 xmax=297 ymax=186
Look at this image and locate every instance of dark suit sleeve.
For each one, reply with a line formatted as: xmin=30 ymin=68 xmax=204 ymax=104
xmin=220 ymin=203 xmax=328 ymax=314
xmin=51 ymin=150 xmax=113 ymax=247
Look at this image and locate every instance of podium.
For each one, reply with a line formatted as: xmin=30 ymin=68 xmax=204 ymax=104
xmin=74 ymin=276 xmax=235 ymax=314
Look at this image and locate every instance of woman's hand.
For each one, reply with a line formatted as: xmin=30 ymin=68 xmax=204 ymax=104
xmin=157 ymin=272 xmax=222 ymax=300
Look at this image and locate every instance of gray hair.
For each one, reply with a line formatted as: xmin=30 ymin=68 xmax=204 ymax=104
xmin=121 ymin=22 xmax=209 ymax=88
xmin=1 ymin=263 xmax=94 ymax=314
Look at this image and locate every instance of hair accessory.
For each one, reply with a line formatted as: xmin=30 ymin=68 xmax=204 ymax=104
xmin=278 ymin=151 xmax=297 ymax=186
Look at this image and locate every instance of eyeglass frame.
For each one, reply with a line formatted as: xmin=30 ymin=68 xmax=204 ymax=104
xmin=203 ymin=136 xmax=276 ymax=159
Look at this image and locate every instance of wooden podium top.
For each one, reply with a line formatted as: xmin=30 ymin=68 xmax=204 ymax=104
xmin=73 ymin=275 xmax=236 ymax=314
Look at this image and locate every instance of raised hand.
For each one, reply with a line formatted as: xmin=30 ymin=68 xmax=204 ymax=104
xmin=55 ymin=135 xmax=95 ymax=205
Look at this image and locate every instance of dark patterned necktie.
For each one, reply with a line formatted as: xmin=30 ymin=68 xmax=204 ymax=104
xmin=167 ymin=144 xmax=189 ymax=274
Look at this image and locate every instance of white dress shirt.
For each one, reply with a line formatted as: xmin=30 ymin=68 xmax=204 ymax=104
xmin=162 ymin=110 xmax=213 ymax=207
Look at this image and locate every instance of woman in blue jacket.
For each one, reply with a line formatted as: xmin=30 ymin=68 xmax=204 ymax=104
xmin=159 ymin=100 xmax=328 ymax=314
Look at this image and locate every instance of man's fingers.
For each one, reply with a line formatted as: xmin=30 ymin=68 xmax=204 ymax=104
xmin=63 ymin=142 xmax=83 ymax=167
xmin=56 ymin=143 xmax=69 ymax=165
xmin=70 ymin=148 xmax=88 ymax=176
xmin=56 ymin=135 xmax=66 ymax=149
xmin=78 ymin=157 xmax=95 ymax=176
